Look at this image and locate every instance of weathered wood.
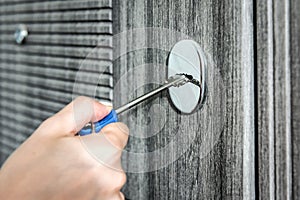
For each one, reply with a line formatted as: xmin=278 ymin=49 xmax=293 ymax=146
xmin=0 ymin=44 xmax=112 ymax=60
xmin=113 ymin=0 xmax=255 ymax=199
xmin=291 ymin=0 xmax=300 ymax=198
xmin=0 ymin=80 xmax=76 ymax=104
xmin=0 ymin=124 xmax=28 ymax=144
xmin=0 ymin=34 xmax=112 ymax=47
xmin=0 ymin=62 xmax=113 ymax=87
xmin=0 ymin=22 xmax=112 ymax=34
xmin=0 ymin=0 xmax=41 ymax=4
xmin=0 ymin=98 xmax=54 ymax=120
xmin=1 ymin=91 xmax=64 ymax=112
xmin=0 ymin=9 xmax=112 ymax=22
xmin=0 ymin=0 xmax=112 ymax=14
xmin=256 ymin=1 xmax=275 ymax=199
xmin=0 ymin=72 xmax=111 ymax=99
xmin=0 ymin=52 xmax=112 ymax=72
xmin=256 ymin=0 xmax=300 ymax=199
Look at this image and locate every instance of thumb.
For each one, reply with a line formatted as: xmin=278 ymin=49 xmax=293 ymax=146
xmin=41 ymin=96 xmax=110 ymax=136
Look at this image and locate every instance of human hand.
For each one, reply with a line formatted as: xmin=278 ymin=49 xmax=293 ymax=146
xmin=0 ymin=96 xmax=129 ymax=200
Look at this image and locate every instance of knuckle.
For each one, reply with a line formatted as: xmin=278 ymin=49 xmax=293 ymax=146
xmin=87 ymin=168 xmax=104 ymax=186
xmin=39 ymin=116 xmax=56 ymax=131
xmin=115 ymin=123 xmax=129 ymax=137
xmin=75 ymin=95 xmax=89 ymax=102
xmin=93 ymin=168 xmax=126 ymax=194
xmin=114 ymin=171 xmax=127 ymax=190
xmin=74 ymin=96 xmax=94 ymax=109
xmin=102 ymin=123 xmax=129 ymax=149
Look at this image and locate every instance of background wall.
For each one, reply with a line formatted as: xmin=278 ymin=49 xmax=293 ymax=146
xmin=0 ymin=0 xmax=114 ymax=164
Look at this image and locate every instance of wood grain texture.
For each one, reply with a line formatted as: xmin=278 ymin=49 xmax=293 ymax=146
xmin=256 ymin=0 xmax=299 ymax=199
xmin=0 ymin=44 xmax=112 ymax=60
xmin=0 ymin=0 xmax=112 ymax=14
xmin=0 ymin=22 xmax=113 ymax=34
xmin=0 ymin=9 xmax=112 ymax=22
xmin=113 ymin=0 xmax=255 ymax=199
xmin=291 ymin=0 xmax=300 ymax=198
xmin=0 ymin=33 xmax=112 ymax=47
xmin=256 ymin=1 xmax=275 ymax=199
xmin=0 ymin=0 xmax=42 ymax=4
xmin=0 ymin=52 xmax=112 ymax=73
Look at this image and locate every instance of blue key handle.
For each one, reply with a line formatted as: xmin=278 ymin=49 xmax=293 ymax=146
xmin=79 ymin=125 xmax=93 ymax=136
xmin=78 ymin=110 xmax=118 ymax=136
xmin=94 ymin=110 xmax=118 ymax=133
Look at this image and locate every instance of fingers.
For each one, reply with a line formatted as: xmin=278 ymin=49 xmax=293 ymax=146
xmin=40 ymin=96 xmax=110 ymax=136
xmin=79 ymin=122 xmax=129 ymax=170
xmin=99 ymin=123 xmax=129 ymax=170
xmin=96 ymin=192 xmax=125 ymax=200
xmin=82 ymin=124 xmax=128 ymax=200
xmin=98 ymin=169 xmax=127 ymax=192
xmin=111 ymin=192 xmax=125 ymax=200
xmin=101 ymin=123 xmax=129 ymax=150
xmin=119 ymin=192 xmax=125 ymax=200
xmin=112 ymin=192 xmax=126 ymax=200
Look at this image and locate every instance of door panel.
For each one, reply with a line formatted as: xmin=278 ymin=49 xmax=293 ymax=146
xmin=113 ymin=0 xmax=255 ymax=199
xmin=256 ymin=0 xmax=300 ymax=199
xmin=0 ymin=0 xmax=299 ymax=199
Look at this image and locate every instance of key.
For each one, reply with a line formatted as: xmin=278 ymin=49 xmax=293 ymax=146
xmin=78 ymin=74 xmax=200 ymax=136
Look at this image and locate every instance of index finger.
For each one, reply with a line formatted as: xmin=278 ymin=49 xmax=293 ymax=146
xmin=41 ymin=96 xmax=111 ymax=136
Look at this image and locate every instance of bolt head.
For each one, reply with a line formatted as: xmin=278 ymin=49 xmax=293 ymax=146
xmin=14 ymin=24 xmax=28 ymax=44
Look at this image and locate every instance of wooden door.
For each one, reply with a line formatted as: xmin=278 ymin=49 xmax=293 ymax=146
xmin=0 ymin=0 xmax=299 ymax=199
xmin=257 ymin=0 xmax=300 ymax=199
xmin=113 ymin=0 xmax=299 ymax=199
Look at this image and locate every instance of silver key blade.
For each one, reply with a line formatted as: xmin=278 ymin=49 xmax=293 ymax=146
xmin=115 ymin=74 xmax=198 ymax=114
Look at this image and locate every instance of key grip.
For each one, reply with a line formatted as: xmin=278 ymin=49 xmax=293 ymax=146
xmin=78 ymin=110 xmax=118 ymax=136
xmin=94 ymin=110 xmax=118 ymax=133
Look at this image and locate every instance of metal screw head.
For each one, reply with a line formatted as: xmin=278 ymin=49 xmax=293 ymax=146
xmin=14 ymin=24 xmax=28 ymax=44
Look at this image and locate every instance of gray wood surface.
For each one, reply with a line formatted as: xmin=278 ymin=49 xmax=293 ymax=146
xmin=0 ymin=44 xmax=112 ymax=60
xmin=0 ymin=23 xmax=112 ymax=34
xmin=0 ymin=0 xmax=111 ymax=13
xmin=256 ymin=0 xmax=300 ymax=199
xmin=113 ymin=0 xmax=255 ymax=199
xmin=0 ymin=0 xmax=298 ymax=199
xmin=0 ymin=33 xmax=112 ymax=46
xmin=0 ymin=52 xmax=112 ymax=72
xmin=0 ymin=9 xmax=112 ymax=22
xmin=291 ymin=0 xmax=300 ymax=198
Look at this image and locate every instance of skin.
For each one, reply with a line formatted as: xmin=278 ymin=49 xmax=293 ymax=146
xmin=0 ymin=96 xmax=129 ymax=200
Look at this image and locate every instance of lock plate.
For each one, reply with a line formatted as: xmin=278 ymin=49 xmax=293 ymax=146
xmin=167 ymin=40 xmax=207 ymax=114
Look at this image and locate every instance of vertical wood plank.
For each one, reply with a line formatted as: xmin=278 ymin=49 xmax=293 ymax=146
xmin=290 ymin=0 xmax=300 ymax=198
xmin=256 ymin=0 xmax=275 ymax=198
xmin=241 ymin=0 xmax=255 ymax=199
xmin=256 ymin=0 xmax=299 ymax=199
xmin=113 ymin=0 xmax=255 ymax=199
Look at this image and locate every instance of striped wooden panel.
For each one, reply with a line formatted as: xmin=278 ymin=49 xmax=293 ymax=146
xmin=0 ymin=0 xmax=113 ymax=164
xmin=257 ymin=0 xmax=300 ymax=199
xmin=113 ymin=0 xmax=255 ymax=199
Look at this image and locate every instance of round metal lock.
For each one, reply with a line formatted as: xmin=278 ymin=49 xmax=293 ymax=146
xmin=14 ymin=24 xmax=28 ymax=44
xmin=167 ymin=40 xmax=207 ymax=114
